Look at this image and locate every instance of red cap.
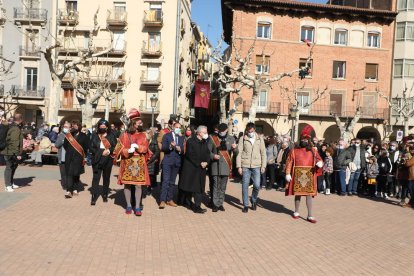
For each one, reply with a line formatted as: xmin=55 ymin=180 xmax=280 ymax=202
xmin=128 ymin=108 xmax=141 ymax=120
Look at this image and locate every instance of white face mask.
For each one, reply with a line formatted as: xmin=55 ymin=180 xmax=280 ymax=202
xmin=390 ymin=146 xmax=396 ymax=151
xmin=62 ymin=128 xmax=69 ymax=134
xmin=202 ymin=133 xmax=209 ymax=140
xmin=247 ymin=132 xmax=255 ymax=138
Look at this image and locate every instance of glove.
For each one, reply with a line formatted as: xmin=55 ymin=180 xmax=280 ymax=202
xmin=128 ymin=147 xmax=135 ymax=153
xmin=316 ymin=161 xmax=323 ymax=168
xmin=285 ymin=174 xmax=292 ymax=182
xmin=130 ymin=143 xmax=139 ymax=149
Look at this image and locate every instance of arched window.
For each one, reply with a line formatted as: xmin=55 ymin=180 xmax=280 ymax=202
xmin=334 ymin=28 xmax=348 ymax=45
xmin=367 ymin=31 xmax=380 ymax=48
xmin=301 ymin=26 xmax=314 ymax=42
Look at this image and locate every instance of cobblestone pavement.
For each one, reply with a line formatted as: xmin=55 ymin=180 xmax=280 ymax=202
xmin=0 ymin=165 xmax=413 ymax=275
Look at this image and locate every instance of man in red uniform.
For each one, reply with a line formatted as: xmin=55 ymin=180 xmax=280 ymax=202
xmin=285 ymin=133 xmax=323 ymax=223
xmin=114 ymin=108 xmax=151 ymax=216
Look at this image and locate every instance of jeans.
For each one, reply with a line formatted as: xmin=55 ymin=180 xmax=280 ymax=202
xmin=348 ymin=169 xmax=361 ymax=194
xmin=336 ymin=169 xmax=347 ymax=194
xmin=4 ymin=156 xmax=18 ymax=187
xmin=242 ymin=167 xmax=260 ymax=207
xmin=30 ymin=150 xmax=48 ymax=163
xmin=59 ymin=163 xmax=66 ymax=190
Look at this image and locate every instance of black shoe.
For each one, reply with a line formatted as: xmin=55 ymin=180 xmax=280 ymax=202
xmin=91 ymin=194 xmax=98 ymax=205
xmin=193 ymin=207 xmax=207 ymax=214
xmin=242 ymin=207 xmax=249 ymax=213
xmin=339 ymin=193 xmax=346 ymax=196
xmin=218 ymin=206 xmax=225 ymax=211
xmin=348 ymin=192 xmax=353 ymax=196
xmin=102 ymin=194 xmax=108 ymax=203
xmin=212 ymin=206 xmax=218 ymax=212
xmin=251 ymin=202 xmax=257 ymax=211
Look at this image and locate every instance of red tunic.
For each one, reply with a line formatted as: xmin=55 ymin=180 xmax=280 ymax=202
xmin=117 ymin=132 xmax=151 ymax=185
xmin=285 ymin=147 xmax=322 ymax=196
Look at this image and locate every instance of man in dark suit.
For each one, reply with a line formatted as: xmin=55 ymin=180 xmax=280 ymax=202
xmin=159 ymin=122 xmax=184 ymax=209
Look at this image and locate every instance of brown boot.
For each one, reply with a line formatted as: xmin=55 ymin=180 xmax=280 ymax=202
xmin=159 ymin=201 xmax=166 ymax=209
xmin=167 ymin=200 xmax=177 ymax=207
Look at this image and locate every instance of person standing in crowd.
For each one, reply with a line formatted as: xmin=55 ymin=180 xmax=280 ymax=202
xmin=396 ymin=146 xmax=409 ymax=206
xmin=55 ymin=122 xmax=71 ymax=190
xmin=179 ymin=125 xmax=211 ymax=214
xmin=159 ymin=122 xmax=184 ymax=209
xmin=265 ymin=137 xmax=278 ymax=190
xmin=89 ymin=119 xmax=117 ymax=206
xmin=323 ymin=147 xmax=334 ymax=195
xmin=275 ymin=141 xmax=290 ymax=191
xmin=377 ymin=149 xmax=392 ymax=199
xmin=63 ymin=120 xmax=89 ymax=198
xmin=114 ymin=109 xmax=151 ymax=216
xmin=387 ymin=141 xmax=400 ymax=197
xmin=366 ymin=156 xmax=379 ymax=197
xmin=236 ymin=123 xmax=266 ymax=213
xmin=403 ymin=146 xmax=414 ymax=208
xmin=27 ymin=133 xmax=52 ymax=167
xmin=333 ymin=139 xmax=352 ymax=196
xmin=1 ymin=113 xmax=23 ymax=192
xmin=285 ymin=133 xmax=323 ymax=223
xmin=111 ymin=124 xmax=120 ymax=138
xmin=208 ymin=123 xmax=238 ymax=212
xmin=147 ymin=126 xmax=160 ymax=196
xmin=348 ymin=139 xmax=366 ymax=196
xmin=157 ymin=119 xmax=175 ymax=163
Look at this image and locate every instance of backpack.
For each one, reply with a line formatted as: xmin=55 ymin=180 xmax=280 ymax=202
xmin=0 ymin=124 xmax=9 ymax=151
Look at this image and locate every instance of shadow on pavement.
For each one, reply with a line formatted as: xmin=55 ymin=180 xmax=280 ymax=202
xmin=257 ymin=197 xmax=292 ymax=215
xmin=14 ymin=177 xmax=35 ymax=187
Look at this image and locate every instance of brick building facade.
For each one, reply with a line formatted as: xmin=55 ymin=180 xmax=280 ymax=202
xmin=222 ymin=0 xmax=397 ymax=142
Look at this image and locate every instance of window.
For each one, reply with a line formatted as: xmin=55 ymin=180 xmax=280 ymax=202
xmin=301 ymin=26 xmax=314 ymax=42
xmin=63 ymin=89 xmax=74 ymax=108
xmin=394 ymin=59 xmax=414 ymax=78
xmin=112 ymin=65 xmax=123 ymax=79
xmin=113 ymin=31 xmax=125 ymax=51
xmin=334 ymin=29 xmax=348 ymax=45
xmin=299 ymin=58 xmax=313 ymax=77
xmin=114 ymin=1 xmax=126 ymax=12
xmin=255 ymin=55 xmax=270 ymax=74
xmin=362 ymin=93 xmax=377 ymax=116
xmin=148 ymin=32 xmax=161 ymax=50
xmin=391 ymin=97 xmax=414 ymax=116
xmin=350 ymin=30 xmax=364 ymax=47
xmin=396 ymin=22 xmax=414 ymax=41
xmin=25 ymin=29 xmax=39 ymax=52
xmin=257 ymin=22 xmax=271 ymax=39
xmin=147 ymin=64 xmax=160 ymax=80
xmin=298 ymin=91 xmax=310 ymax=113
xmin=332 ymin=61 xmax=346 ymax=79
xmin=330 ymin=92 xmax=344 ymax=115
xmin=367 ymin=32 xmax=380 ymax=47
xmin=258 ymin=90 xmax=267 ymax=109
xmin=365 ymin=63 xmax=379 ymax=80
xmin=146 ymin=92 xmax=159 ymax=109
xmin=65 ymin=0 xmax=77 ymax=12
xmin=25 ymin=68 xmax=38 ymax=91
xmin=398 ymin=0 xmax=414 ymax=10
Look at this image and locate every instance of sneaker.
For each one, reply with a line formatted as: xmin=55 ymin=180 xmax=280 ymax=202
xmin=65 ymin=192 xmax=72 ymax=198
xmin=4 ymin=186 xmax=14 ymax=192
xmin=125 ymin=207 xmax=133 ymax=215
xmin=73 ymin=190 xmax=79 ymax=196
xmin=292 ymin=212 xmax=300 ymax=219
xmin=307 ymin=217 xmax=317 ymax=223
xmin=134 ymin=208 xmax=142 ymax=216
xmin=325 ymin=189 xmax=330 ymax=195
xmin=12 ymin=184 xmax=19 ymax=189
xmin=383 ymin=193 xmax=390 ymax=199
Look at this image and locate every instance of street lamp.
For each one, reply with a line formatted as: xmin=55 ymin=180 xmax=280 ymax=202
xmin=150 ymin=94 xmax=158 ymax=127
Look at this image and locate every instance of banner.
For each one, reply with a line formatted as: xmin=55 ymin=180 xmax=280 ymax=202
xmin=194 ymin=81 xmax=211 ymax=109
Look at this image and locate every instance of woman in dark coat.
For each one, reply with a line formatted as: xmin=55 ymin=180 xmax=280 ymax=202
xmin=147 ymin=128 xmax=160 ymax=195
xmin=178 ymin=125 xmax=211 ymax=213
xmin=89 ymin=119 xmax=117 ymax=205
xmin=63 ymin=120 xmax=89 ymax=198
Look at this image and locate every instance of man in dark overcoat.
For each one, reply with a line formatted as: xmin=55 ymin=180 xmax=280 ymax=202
xmin=179 ymin=125 xmax=211 ymax=214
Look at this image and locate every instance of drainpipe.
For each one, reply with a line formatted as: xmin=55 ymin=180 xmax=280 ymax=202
xmin=173 ymin=0 xmax=182 ymax=116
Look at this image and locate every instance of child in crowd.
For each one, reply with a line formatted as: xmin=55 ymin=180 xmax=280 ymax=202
xmin=323 ymin=147 xmax=334 ymax=195
xmin=366 ymin=156 xmax=379 ymax=197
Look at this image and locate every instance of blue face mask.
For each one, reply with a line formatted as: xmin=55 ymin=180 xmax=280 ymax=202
xmin=174 ymin=128 xmax=181 ymax=135
xmin=62 ymin=128 xmax=68 ymax=134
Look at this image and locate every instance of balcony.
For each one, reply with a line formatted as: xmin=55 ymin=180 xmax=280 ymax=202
xmin=13 ymin=8 xmax=47 ymax=26
xmin=143 ymin=10 xmax=163 ymax=27
xmin=293 ymin=104 xmax=389 ymax=120
xmin=58 ymin=38 xmax=125 ymax=56
xmin=141 ymin=41 xmax=162 ymax=57
xmin=0 ymin=8 xmax=6 ymax=25
xmin=19 ymin=46 xmax=41 ymax=59
xmin=57 ymin=9 xmax=79 ymax=25
xmin=10 ymin=86 xmax=45 ymax=98
xmin=107 ymin=10 xmax=127 ymax=26
xmin=60 ymin=101 xmax=123 ymax=112
xmin=243 ymin=101 xmax=282 ymax=114
xmin=140 ymin=71 xmax=161 ymax=86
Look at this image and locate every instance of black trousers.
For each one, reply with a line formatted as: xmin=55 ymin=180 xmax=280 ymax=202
xmin=59 ymin=163 xmax=66 ymax=190
xmin=66 ymin=175 xmax=80 ymax=192
xmin=4 ymin=156 xmax=18 ymax=187
xmin=267 ymin=164 xmax=276 ymax=189
xmin=193 ymin=192 xmax=203 ymax=208
xmin=91 ymin=161 xmax=113 ymax=195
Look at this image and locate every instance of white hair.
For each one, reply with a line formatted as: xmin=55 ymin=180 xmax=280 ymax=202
xmin=196 ymin=125 xmax=207 ymax=133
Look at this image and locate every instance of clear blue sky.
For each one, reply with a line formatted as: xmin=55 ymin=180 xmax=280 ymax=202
xmin=191 ymin=0 xmax=328 ymax=47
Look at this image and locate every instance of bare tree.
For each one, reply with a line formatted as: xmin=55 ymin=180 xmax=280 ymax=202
xmin=0 ymin=48 xmax=17 ymax=118
xmin=333 ymin=107 xmax=362 ymax=142
xmin=378 ymin=83 xmax=414 ymax=136
xmin=280 ymin=83 xmax=327 ymax=141
xmin=231 ymin=40 xmax=315 ymax=123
